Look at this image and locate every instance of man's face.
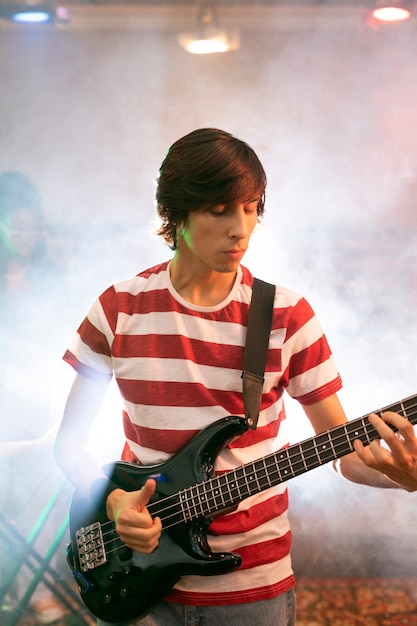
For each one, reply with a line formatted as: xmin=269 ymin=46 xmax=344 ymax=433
xmin=176 ymin=196 xmax=260 ymax=275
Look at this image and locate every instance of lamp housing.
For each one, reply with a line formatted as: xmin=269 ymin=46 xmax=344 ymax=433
xmin=177 ymin=0 xmax=240 ymax=55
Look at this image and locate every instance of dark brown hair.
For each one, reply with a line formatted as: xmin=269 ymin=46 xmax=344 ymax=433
xmin=156 ymin=128 xmax=267 ymax=249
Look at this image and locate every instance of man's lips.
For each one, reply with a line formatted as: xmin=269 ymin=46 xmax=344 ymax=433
xmin=223 ymin=249 xmax=245 ymax=259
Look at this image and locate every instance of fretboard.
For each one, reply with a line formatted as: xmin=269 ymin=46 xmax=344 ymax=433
xmin=156 ymin=393 xmax=417 ymax=528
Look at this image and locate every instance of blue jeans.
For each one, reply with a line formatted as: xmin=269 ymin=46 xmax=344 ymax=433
xmin=97 ymin=588 xmax=296 ymax=626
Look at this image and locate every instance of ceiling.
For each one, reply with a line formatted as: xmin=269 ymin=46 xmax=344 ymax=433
xmin=0 ymin=0 xmax=412 ymax=32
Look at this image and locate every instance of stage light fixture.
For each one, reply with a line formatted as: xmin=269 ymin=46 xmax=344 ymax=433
xmin=177 ymin=0 xmax=240 ymax=55
xmin=371 ymin=0 xmax=412 ymax=22
xmin=0 ymin=1 xmax=63 ymax=24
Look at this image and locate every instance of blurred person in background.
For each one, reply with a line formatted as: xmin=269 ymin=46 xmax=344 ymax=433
xmin=0 ymin=171 xmax=71 ymax=624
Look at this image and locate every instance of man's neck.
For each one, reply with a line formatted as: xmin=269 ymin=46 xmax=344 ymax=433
xmin=169 ymin=257 xmax=237 ymax=307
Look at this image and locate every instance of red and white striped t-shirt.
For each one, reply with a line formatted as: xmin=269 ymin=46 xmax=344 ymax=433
xmin=63 ymin=261 xmax=342 ymax=606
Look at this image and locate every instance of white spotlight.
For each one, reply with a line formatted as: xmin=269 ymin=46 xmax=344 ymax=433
xmin=371 ymin=0 xmax=412 ymax=22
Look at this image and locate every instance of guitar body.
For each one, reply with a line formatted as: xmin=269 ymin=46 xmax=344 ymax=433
xmin=67 ymin=416 xmax=247 ymax=622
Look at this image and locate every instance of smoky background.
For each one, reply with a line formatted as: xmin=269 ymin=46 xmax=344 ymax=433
xmin=0 ymin=14 xmax=416 ymax=581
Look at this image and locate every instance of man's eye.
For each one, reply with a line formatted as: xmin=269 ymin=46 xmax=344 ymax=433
xmin=210 ymin=205 xmax=227 ymax=215
xmin=245 ymin=200 xmax=259 ymax=212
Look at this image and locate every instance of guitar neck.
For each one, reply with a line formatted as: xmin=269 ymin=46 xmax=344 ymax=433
xmin=163 ymin=394 xmax=417 ymax=526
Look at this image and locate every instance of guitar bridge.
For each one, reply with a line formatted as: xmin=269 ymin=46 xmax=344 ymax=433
xmin=76 ymin=522 xmax=107 ymax=572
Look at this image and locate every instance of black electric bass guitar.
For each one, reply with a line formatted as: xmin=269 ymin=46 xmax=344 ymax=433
xmin=67 ymin=394 xmax=417 ymax=621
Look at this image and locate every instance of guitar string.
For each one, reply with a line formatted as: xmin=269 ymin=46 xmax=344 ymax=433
xmin=149 ymin=398 xmax=417 ymax=527
xmin=95 ymin=398 xmax=417 ymax=548
xmin=86 ymin=398 xmax=417 ymax=558
xmin=89 ymin=398 xmax=417 ymax=557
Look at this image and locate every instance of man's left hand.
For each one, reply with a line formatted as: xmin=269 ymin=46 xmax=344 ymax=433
xmin=354 ymin=411 xmax=417 ymax=492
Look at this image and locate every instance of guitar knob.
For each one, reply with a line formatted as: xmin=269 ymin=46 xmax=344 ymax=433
xmin=119 ymin=587 xmax=129 ymax=598
xmin=103 ymin=593 xmax=112 ymax=605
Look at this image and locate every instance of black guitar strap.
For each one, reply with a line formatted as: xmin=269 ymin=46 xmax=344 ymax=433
xmin=242 ymin=277 xmax=275 ymax=430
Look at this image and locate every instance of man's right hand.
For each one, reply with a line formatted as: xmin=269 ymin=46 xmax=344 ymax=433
xmin=106 ymin=479 xmax=162 ymax=554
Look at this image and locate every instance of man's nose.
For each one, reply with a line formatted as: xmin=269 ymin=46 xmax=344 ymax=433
xmin=228 ymin=206 xmax=249 ymax=238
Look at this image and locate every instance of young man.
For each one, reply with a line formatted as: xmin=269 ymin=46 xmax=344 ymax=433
xmin=55 ymin=128 xmax=417 ymax=626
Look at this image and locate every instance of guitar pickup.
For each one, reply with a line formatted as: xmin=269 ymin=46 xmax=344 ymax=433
xmin=76 ymin=521 xmax=107 ymax=572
